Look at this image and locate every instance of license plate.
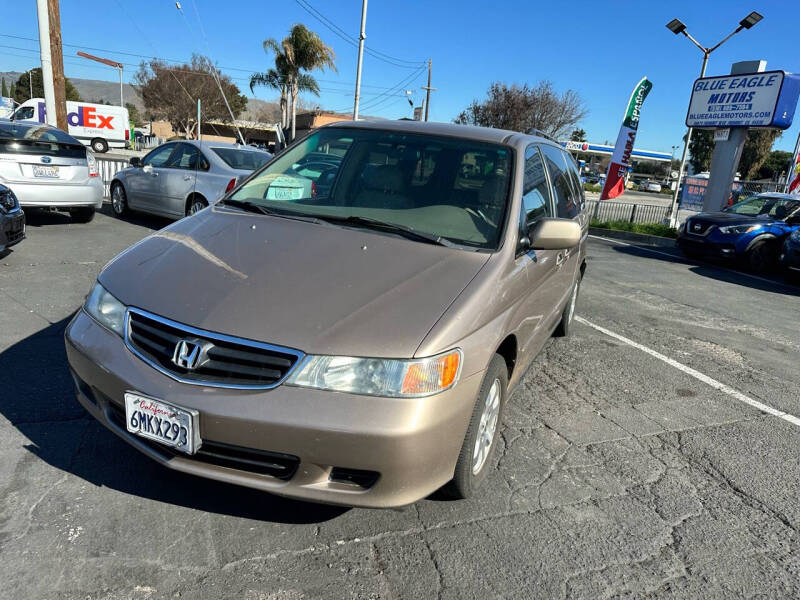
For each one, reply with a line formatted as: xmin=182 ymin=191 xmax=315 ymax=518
xmin=33 ymin=165 xmax=60 ymax=178
xmin=271 ymin=187 xmax=301 ymax=200
xmin=124 ymin=392 xmax=200 ymax=454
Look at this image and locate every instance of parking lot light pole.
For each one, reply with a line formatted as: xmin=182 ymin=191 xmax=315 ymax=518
xmin=664 ymin=12 xmax=763 ymax=227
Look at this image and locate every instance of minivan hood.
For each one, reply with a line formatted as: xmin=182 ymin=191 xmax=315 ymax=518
xmin=100 ymin=206 xmax=490 ymax=358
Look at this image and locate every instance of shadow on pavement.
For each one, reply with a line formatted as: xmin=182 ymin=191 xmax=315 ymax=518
xmin=0 ymin=316 xmax=348 ymax=524
xmin=609 ymin=244 xmax=800 ymax=297
xmin=97 ymin=202 xmax=173 ymax=230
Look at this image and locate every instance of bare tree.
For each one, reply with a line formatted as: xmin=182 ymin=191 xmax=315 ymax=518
xmin=454 ymin=82 xmax=587 ymax=140
xmin=135 ymin=54 xmax=247 ymax=139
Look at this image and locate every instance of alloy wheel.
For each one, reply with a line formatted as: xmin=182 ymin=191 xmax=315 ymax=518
xmin=472 ymin=378 xmax=501 ymax=474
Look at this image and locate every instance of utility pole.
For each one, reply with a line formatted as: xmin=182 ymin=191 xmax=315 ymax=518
xmin=47 ymin=0 xmax=67 ymax=130
xmin=422 ymin=59 xmax=435 ymax=122
xmin=36 ymin=0 xmax=57 ymax=126
xmin=352 ymin=0 xmax=368 ymax=120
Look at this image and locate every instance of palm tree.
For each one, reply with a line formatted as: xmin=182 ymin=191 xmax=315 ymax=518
xmin=251 ymin=25 xmax=335 ymax=140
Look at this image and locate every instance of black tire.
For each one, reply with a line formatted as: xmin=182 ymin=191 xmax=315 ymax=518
xmin=90 ymin=138 xmax=109 ymax=153
xmin=186 ymin=196 xmax=208 ymax=217
xmin=110 ymin=182 xmax=128 ymax=217
xmin=553 ymin=276 xmax=580 ymax=337
xmin=746 ymin=240 xmax=778 ymax=274
xmin=70 ymin=207 xmax=95 ymax=223
xmin=441 ymin=354 xmax=508 ymax=500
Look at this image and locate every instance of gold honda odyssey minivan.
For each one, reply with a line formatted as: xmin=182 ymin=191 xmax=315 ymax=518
xmin=65 ymin=120 xmax=587 ymax=508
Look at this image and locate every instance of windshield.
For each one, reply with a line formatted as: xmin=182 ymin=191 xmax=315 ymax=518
xmin=211 ymin=147 xmax=271 ymax=171
xmin=725 ymin=195 xmax=800 ymax=219
xmin=227 ymin=128 xmax=513 ymax=249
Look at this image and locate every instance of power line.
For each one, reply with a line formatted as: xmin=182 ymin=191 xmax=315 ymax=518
xmin=293 ymin=0 xmax=424 ymax=69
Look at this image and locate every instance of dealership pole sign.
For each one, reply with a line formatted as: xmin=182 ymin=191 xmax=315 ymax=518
xmin=686 ymin=71 xmax=800 ymax=129
xmin=600 ymin=77 xmax=653 ymax=200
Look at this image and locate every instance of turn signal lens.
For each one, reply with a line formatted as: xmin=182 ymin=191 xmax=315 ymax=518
xmin=87 ymin=151 xmax=99 ymax=178
xmin=401 ymin=351 xmax=461 ymax=395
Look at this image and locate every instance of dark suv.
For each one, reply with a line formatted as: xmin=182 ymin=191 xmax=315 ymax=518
xmin=677 ymin=193 xmax=800 ymax=272
xmin=0 ymin=184 xmax=25 ymax=253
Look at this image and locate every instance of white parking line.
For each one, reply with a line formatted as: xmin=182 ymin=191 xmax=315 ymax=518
xmin=587 ymin=234 xmax=787 ymax=288
xmin=575 ymin=315 xmax=800 ymax=428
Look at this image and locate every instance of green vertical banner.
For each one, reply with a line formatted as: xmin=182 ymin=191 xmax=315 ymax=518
xmin=600 ymin=77 xmax=653 ymax=200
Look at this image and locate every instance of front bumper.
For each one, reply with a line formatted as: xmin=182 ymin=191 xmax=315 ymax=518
xmin=676 ymin=233 xmax=737 ymax=259
xmin=0 ymin=209 xmax=25 ymax=250
xmin=10 ymin=178 xmax=103 ymax=209
xmin=65 ymin=310 xmax=481 ymax=508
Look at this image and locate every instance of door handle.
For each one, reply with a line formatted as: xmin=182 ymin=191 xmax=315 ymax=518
xmin=150 ymin=172 xmax=159 ymax=177
xmin=183 ymin=175 xmax=192 ymax=181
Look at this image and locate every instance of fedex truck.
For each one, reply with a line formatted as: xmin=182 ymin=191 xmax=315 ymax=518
xmin=11 ymin=98 xmax=130 ymax=153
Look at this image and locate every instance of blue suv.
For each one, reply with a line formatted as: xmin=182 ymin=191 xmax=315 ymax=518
xmin=677 ymin=193 xmax=800 ymax=272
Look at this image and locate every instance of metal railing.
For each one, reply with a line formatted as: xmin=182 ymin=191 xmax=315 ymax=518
xmin=585 ymin=200 xmax=668 ymax=224
xmin=96 ymin=157 xmax=129 ymax=198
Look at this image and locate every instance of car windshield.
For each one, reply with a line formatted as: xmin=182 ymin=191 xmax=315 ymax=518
xmin=725 ymin=195 xmax=800 ymax=219
xmin=226 ymin=128 xmax=513 ymax=249
xmin=211 ymin=147 xmax=271 ymax=171
xmin=0 ymin=121 xmax=85 ymax=157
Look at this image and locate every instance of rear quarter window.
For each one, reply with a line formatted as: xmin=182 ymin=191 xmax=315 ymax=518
xmin=212 ymin=148 xmax=271 ymax=171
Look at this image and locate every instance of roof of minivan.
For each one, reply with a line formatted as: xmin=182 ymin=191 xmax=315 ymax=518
xmin=324 ymin=119 xmax=547 ymax=147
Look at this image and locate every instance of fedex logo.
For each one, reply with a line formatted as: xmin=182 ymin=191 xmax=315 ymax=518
xmin=36 ymin=102 xmax=115 ymax=129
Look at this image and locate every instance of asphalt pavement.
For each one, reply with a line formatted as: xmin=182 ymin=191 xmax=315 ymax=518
xmin=1 ymin=207 xmax=799 ymax=599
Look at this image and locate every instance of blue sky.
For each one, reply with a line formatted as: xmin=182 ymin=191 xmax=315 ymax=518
xmin=1 ymin=0 xmax=798 ymax=154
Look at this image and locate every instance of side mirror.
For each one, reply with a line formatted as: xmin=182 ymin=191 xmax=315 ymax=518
xmin=129 ymin=157 xmax=142 ymax=168
xmin=529 ymin=218 xmax=582 ymax=250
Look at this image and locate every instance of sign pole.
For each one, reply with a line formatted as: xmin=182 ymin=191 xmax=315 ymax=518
xmin=667 ymin=52 xmax=708 ymax=227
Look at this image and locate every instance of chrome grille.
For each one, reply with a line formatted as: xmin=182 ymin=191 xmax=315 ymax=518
xmin=125 ymin=308 xmax=303 ymax=389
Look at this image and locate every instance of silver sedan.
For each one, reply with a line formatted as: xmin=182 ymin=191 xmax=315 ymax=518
xmin=110 ymin=140 xmax=272 ymax=219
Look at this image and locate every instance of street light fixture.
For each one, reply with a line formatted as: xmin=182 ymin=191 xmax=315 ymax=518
xmin=664 ymin=12 xmax=763 ymax=226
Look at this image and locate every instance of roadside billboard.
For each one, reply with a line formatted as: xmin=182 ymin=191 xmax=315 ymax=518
xmin=686 ymin=71 xmax=800 ymax=129
xmin=679 ymin=176 xmax=744 ymax=211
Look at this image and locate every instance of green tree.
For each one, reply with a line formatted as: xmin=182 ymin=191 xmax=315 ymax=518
xmin=250 ymin=63 xmax=290 ymax=132
xmin=9 ymin=82 xmax=16 ymax=99
xmin=570 ymin=128 xmax=587 ymax=142
xmin=125 ymin=102 xmax=143 ymax=127
xmin=690 ymin=128 xmax=782 ymax=179
xmin=454 ymin=81 xmax=587 ymax=139
xmin=1 ymin=78 xmax=7 ymax=97
xmin=252 ymin=24 xmax=336 ymax=140
xmin=13 ymin=68 xmax=81 ymax=103
xmin=757 ymin=150 xmax=793 ymax=180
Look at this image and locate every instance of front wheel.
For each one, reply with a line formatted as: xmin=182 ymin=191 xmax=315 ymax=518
xmin=441 ymin=354 xmax=508 ymax=500
xmin=111 ymin=183 xmax=128 ymax=216
xmin=746 ymin=240 xmax=778 ymax=274
xmin=70 ymin=207 xmax=95 ymax=223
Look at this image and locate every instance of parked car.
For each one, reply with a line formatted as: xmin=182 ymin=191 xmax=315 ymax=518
xmin=677 ymin=193 xmax=800 ymax=272
xmin=779 ymin=228 xmax=800 ymax=282
xmin=0 ymin=120 xmax=102 ymax=222
xmin=640 ymin=181 xmax=662 ymax=193
xmin=65 ymin=120 xmax=587 ymax=508
xmin=109 ymin=140 xmax=272 ymax=219
xmin=12 ymin=97 xmax=130 ymax=153
xmin=0 ymin=183 xmax=25 ymax=252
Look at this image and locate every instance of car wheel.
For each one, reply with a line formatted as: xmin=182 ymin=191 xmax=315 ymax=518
xmin=553 ymin=276 xmax=581 ymax=337
xmin=111 ymin=183 xmax=128 ymax=216
xmin=90 ymin=138 xmax=109 ymax=153
xmin=186 ymin=196 xmax=208 ymax=216
xmin=70 ymin=207 xmax=95 ymax=223
xmin=441 ymin=354 xmax=508 ymax=500
xmin=746 ymin=240 xmax=778 ymax=274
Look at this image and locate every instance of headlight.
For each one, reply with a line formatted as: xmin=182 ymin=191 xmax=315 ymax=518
xmin=791 ymin=229 xmax=800 ymax=242
xmin=0 ymin=186 xmax=18 ymax=213
xmin=84 ymin=282 xmax=127 ymax=336
xmin=286 ymin=349 xmax=462 ymax=397
xmin=718 ymin=224 xmax=762 ymax=234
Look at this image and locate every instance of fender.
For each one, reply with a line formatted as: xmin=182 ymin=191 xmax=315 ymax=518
xmin=744 ymin=232 xmax=779 ymax=252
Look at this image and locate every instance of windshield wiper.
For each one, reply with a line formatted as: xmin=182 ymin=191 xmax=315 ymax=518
xmin=308 ymin=214 xmax=457 ymax=248
xmin=220 ymin=199 xmax=321 ymax=223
